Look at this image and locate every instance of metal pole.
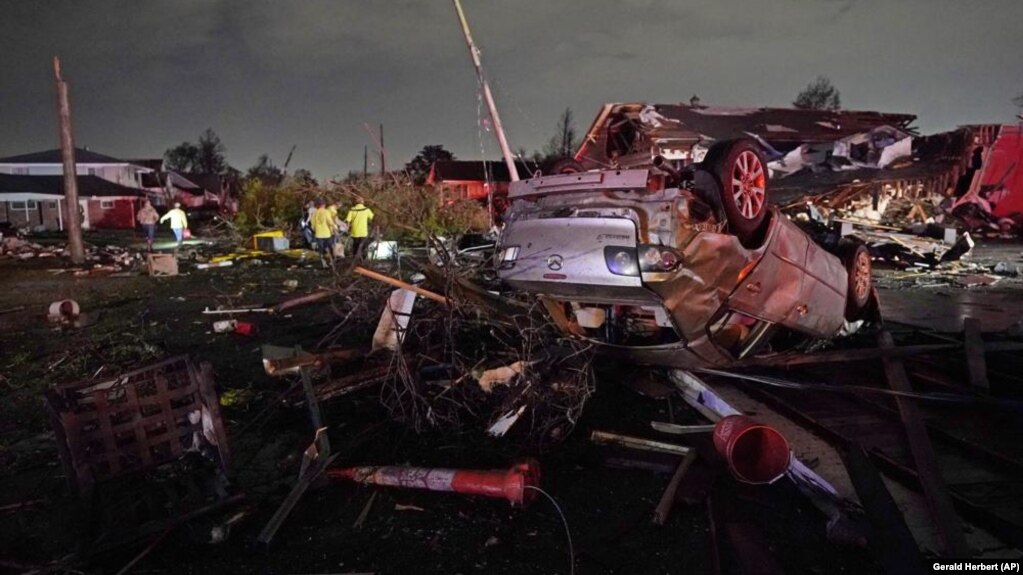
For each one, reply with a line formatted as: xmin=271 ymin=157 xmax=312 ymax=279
xmin=53 ymin=56 xmax=85 ymax=264
xmin=379 ymin=123 xmax=385 ymax=176
xmin=451 ymin=0 xmax=519 ymax=182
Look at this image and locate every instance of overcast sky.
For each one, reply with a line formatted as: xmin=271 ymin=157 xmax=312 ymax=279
xmin=2 ymin=0 xmax=1021 ymax=179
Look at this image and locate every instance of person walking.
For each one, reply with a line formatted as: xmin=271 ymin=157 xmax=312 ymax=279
xmin=345 ymin=198 xmax=374 ymax=260
xmin=300 ymin=201 xmax=315 ymax=249
xmin=136 ymin=199 xmax=160 ymax=252
xmin=327 ymin=202 xmax=348 ymax=258
xmin=159 ymin=202 xmax=189 ymax=249
xmin=310 ymin=199 xmax=337 ymax=267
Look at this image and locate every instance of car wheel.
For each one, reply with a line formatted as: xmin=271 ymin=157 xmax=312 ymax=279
xmin=842 ymin=242 xmax=872 ymax=317
xmin=704 ymin=139 xmax=769 ymax=245
xmin=543 ymin=157 xmax=585 ymax=175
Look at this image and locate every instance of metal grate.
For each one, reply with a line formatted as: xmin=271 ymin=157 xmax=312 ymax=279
xmin=46 ymin=355 xmax=231 ymax=497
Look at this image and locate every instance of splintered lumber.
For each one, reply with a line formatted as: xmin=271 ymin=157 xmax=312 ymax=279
xmin=538 ymin=296 xmax=585 ymax=336
xmin=353 ymin=266 xmax=448 ymax=305
xmin=263 ymin=348 xmax=363 ymax=376
xmin=962 ymin=318 xmax=990 ymax=391
xmin=878 ymin=331 xmax=971 ymax=557
xmin=315 ymin=366 xmax=392 ymax=403
xmin=272 ymin=289 xmax=332 ymax=314
xmin=652 ymin=449 xmax=698 ymax=526
xmin=843 ymin=443 xmax=926 ymax=575
xmin=650 ymin=422 xmax=716 ymax=435
xmin=590 ymin=430 xmax=690 ymax=456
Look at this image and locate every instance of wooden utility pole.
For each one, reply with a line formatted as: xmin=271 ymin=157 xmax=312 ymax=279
xmin=363 ymin=145 xmax=368 ymax=178
xmin=378 ymin=123 xmax=385 ymax=176
xmin=53 ymin=56 xmax=85 ymax=265
xmin=451 ymin=0 xmax=519 ymax=182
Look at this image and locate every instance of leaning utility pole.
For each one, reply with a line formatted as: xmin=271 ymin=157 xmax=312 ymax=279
xmin=451 ymin=0 xmax=519 ymax=182
xmin=379 ymin=123 xmax=386 ymax=176
xmin=53 ymin=56 xmax=85 ymax=265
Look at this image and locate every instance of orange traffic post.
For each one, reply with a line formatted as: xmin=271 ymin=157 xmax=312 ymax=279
xmin=328 ymin=459 xmax=540 ymax=506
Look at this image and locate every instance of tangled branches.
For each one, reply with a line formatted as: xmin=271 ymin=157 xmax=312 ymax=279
xmin=370 ymin=259 xmax=595 ymax=447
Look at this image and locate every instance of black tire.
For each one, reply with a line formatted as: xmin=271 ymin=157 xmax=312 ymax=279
xmin=702 ymin=139 xmax=769 ymax=245
xmin=840 ymin=242 xmax=872 ymax=318
xmin=542 ymin=157 xmax=585 ymax=175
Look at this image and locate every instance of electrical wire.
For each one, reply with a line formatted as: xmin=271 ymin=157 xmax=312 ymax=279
xmin=524 ymin=486 xmax=575 ymax=575
xmin=694 ymin=368 xmax=1023 ymax=411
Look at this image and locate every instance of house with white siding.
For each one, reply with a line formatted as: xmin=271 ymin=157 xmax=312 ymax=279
xmin=0 ymin=148 xmax=154 ymax=188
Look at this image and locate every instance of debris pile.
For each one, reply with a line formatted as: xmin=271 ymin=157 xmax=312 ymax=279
xmin=778 ymin=125 xmax=1023 ymax=241
xmin=0 ymin=235 xmax=58 ymax=259
xmin=1 ymin=235 xmax=146 ymax=273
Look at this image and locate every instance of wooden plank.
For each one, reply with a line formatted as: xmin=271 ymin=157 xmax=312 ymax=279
xmin=963 ymin=317 xmax=990 ymax=390
xmin=736 ymin=341 xmax=1023 ymax=368
xmin=723 ymin=522 xmax=784 ymax=575
xmin=843 ymin=443 xmax=926 ymax=575
xmin=878 ymin=331 xmax=971 ymax=557
xmin=652 ymin=449 xmax=698 ymax=525
xmin=353 ymin=266 xmax=448 ymax=305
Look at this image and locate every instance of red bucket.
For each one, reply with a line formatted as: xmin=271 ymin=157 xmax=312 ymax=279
xmin=713 ymin=415 xmax=791 ymax=484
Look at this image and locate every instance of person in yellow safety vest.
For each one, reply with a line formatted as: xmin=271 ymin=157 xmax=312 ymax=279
xmin=310 ymin=198 xmax=338 ymax=267
xmin=159 ymin=202 xmax=189 ymax=248
xmin=345 ymin=198 xmax=374 ymax=260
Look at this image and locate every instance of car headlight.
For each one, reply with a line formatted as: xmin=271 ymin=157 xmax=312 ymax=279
xmin=604 ymin=246 xmax=639 ymax=276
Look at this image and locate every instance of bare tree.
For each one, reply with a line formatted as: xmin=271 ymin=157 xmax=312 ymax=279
xmin=543 ymin=108 xmax=579 ymax=159
xmin=197 ymin=129 xmax=228 ymax=174
xmin=794 ymin=76 xmax=841 ymax=111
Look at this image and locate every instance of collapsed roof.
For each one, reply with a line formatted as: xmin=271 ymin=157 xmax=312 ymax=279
xmin=574 ymin=102 xmax=917 ymax=169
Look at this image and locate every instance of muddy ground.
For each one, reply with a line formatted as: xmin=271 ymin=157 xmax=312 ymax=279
xmin=2 ymin=230 xmax=1021 ymax=574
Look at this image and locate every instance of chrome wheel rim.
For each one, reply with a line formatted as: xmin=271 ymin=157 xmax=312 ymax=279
xmin=730 ymin=150 xmax=766 ymax=220
xmin=853 ymin=250 xmax=871 ymax=300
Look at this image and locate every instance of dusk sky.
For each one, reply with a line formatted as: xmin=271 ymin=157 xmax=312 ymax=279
xmin=3 ymin=0 xmax=1021 ymax=179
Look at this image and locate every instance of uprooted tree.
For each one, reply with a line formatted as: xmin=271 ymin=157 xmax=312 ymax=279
xmin=231 ymin=169 xmax=489 ymax=240
xmin=793 ymin=76 xmax=842 ymax=111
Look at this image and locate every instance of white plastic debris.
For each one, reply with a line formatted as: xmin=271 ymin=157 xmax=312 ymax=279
xmin=371 ymin=288 xmax=417 ymax=351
